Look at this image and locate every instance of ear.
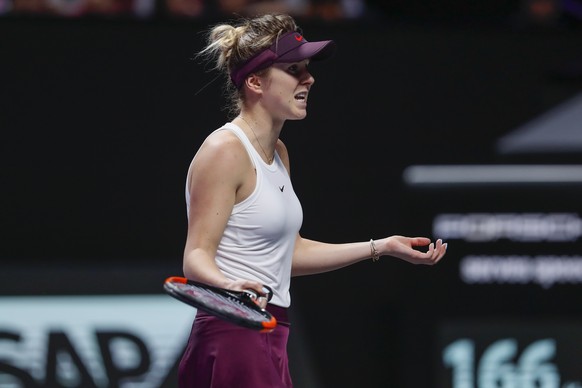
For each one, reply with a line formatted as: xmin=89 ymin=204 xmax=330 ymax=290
xmin=244 ymin=73 xmax=263 ymax=95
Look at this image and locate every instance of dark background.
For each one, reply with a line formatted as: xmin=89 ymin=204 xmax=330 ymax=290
xmin=2 ymin=1 xmax=582 ymax=386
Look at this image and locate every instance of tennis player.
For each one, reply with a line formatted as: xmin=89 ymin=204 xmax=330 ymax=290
xmin=179 ymin=13 xmax=447 ymax=387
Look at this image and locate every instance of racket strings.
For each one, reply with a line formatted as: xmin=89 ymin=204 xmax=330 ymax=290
xmin=176 ymin=283 xmax=269 ymax=322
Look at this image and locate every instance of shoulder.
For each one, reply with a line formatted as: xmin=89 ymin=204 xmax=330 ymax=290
xmin=189 ymin=128 xmax=251 ymax=184
xmin=204 ymin=127 xmax=244 ymax=151
xmin=197 ymin=129 xmax=248 ymax=166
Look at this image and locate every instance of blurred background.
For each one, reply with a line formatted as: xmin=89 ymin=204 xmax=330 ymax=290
xmin=1 ymin=0 xmax=582 ymax=387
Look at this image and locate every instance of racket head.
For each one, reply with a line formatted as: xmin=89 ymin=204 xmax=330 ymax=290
xmin=163 ymin=276 xmax=277 ymax=332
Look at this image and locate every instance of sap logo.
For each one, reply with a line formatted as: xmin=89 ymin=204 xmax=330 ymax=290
xmin=1 ymin=330 xmax=154 ymax=387
xmin=443 ymin=338 xmax=582 ymax=388
xmin=0 ymin=295 xmax=195 ymax=387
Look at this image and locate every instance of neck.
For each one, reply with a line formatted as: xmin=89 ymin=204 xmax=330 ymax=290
xmin=235 ymin=114 xmax=280 ymax=164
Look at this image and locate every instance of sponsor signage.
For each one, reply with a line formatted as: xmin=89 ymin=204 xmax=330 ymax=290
xmin=0 ymin=295 xmax=195 ymax=387
xmin=432 ymin=212 xmax=582 ymax=288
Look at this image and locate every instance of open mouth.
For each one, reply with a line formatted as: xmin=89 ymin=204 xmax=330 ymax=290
xmin=294 ymin=91 xmax=308 ymax=101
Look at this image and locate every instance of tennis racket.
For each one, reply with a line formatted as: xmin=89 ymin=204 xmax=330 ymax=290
xmin=163 ymin=276 xmax=277 ymax=332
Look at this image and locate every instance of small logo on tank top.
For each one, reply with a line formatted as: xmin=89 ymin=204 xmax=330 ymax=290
xmin=279 ymin=185 xmax=285 ymax=192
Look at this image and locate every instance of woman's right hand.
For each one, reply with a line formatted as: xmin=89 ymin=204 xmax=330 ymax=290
xmin=224 ymin=278 xmax=271 ymax=309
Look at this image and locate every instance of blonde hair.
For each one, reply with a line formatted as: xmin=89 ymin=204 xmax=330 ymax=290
xmin=199 ymin=14 xmax=298 ymax=116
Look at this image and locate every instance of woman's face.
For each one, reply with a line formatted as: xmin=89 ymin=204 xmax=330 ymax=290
xmin=260 ymin=60 xmax=315 ymax=121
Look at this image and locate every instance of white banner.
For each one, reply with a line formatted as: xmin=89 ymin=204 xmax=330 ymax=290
xmin=0 ymin=294 xmax=196 ymax=387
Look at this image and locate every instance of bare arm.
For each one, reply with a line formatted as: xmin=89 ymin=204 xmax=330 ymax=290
xmin=182 ymin=131 xmax=265 ymax=293
xmin=276 ymin=140 xmax=447 ymax=277
xmin=291 ymin=235 xmax=446 ymax=276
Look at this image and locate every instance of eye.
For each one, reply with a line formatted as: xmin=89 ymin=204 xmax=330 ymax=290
xmin=287 ymin=64 xmax=300 ymax=75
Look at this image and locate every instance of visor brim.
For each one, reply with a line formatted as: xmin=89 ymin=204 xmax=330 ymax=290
xmin=276 ymin=40 xmax=336 ymax=63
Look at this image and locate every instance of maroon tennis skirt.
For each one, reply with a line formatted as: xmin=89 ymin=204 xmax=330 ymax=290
xmin=178 ymin=304 xmax=292 ymax=388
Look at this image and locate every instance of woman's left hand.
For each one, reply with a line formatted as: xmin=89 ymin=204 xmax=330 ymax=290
xmin=379 ymin=236 xmax=447 ymax=265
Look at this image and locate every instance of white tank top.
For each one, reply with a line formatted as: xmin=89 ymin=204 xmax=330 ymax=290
xmin=185 ymin=123 xmax=303 ymax=307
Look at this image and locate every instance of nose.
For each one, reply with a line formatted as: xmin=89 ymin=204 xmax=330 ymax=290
xmin=302 ymin=70 xmax=315 ymax=86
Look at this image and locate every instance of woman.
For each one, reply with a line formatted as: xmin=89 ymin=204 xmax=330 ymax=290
xmin=179 ymin=13 xmax=447 ymax=388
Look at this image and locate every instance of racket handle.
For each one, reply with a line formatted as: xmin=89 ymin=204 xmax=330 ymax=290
xmin=241 ymin=285 xmax=273 ymax=310
xmin=242 ymin=285 xmax=273 ymax=302
xmin=262 ymin=285 xmax=273 ymax=302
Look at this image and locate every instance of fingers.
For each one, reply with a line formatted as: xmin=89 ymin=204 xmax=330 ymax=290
xmin=388 ymin=235 xmax=449 ymax=266
xmin=248 ymin=285 xmax=270 ymax=309
xmin=432 ymin=239 xmax=448 ymax=263
xmin=255 ymin=293 xmax=269 ymax=309
xmin=420 ymin=238 xmax=447 ymax=265
xmin=410 ymin=237 xmax=432 ymax=247
xmin=229 ymin=279 xmax=271 ymax=309
xmin=229 ymin=279 xmax=263 ymax=295
xmin=250 ymin=284 xmax=273 ymax=309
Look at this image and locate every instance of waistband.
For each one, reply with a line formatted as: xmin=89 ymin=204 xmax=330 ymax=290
xmin=267 ymin=304 xmax=290 ymax=327
xmin=194 ymin=304 xmax=290 ymax=327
